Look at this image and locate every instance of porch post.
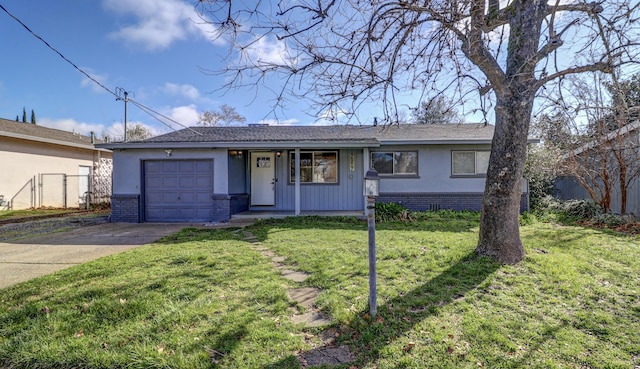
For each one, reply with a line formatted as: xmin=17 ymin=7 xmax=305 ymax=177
xmin=363 ymin=147 xmax=370 ymax=216
xmin=295 ymin=148 xmax=301 ymax=215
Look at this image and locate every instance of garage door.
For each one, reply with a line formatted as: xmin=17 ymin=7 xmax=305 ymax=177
xmin=144 ymin=159 xmax=214 ymax=222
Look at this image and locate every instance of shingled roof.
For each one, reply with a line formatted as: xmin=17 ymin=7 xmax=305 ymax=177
xmin=0 ymin=117 xmax=107 ymax=151
xmin=99 ymin=123 xmax=504 ymax=149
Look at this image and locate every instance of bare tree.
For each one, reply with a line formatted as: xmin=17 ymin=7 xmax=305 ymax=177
xmin=412 ymin=96 xmax=462 ymax=124
xmin=102 ymin=123 xmax=154 ymax=143
xmin=557 ymin=73 xmax=640 ymax=215
xmin=126 ymin=123 xmax=154 ymax=141
xmin=198 ymin=104 xmax=247 ymax=126
xmin=200 ymin=1 xmax=640 ymax=263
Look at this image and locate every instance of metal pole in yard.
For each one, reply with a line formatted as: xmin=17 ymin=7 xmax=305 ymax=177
xmin=363 ymin=168 xmax=379 ymax=319
xmin=367 ymin=195 xmax=377 ymax=318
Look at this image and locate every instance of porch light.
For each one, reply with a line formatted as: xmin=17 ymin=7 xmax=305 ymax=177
xmin=363 ymin=168 xmax=379 ymax=197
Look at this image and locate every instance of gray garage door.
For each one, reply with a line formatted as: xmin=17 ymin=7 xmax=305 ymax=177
xmin=144 ymin=159 xmax=214 ymax=222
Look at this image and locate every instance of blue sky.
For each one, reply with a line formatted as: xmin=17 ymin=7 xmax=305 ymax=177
xmin=0 ymin=0 xmax=333 ymax=139
xmin=2 ymin=1 xmax=631 ymax=140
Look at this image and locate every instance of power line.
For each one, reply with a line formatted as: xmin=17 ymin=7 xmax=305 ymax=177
xmin=129 ymin=99 xmax=202 ymax=135
xmin=0 ymin=3 xmax=117 ymax=98
xmin=0 ymin=3 xmax=198 ymax=137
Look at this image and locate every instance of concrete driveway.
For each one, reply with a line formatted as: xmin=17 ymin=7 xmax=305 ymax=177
xmin=0 ymin=222 xmax=189 ymax=289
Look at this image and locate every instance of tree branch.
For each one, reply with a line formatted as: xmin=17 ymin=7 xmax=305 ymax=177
xmin=536 ymin=62 xmax=612 ymax=90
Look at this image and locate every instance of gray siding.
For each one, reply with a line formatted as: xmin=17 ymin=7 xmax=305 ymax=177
xmin=554 ymin=177 xmax=590 ymax=200
xmin=376 ymin=145 xmax=491 ymax=193
xmin=228 ymin=152 xmax=247 ymax=194
xmin=556 ymin=175 xmax=640 ymax=216
xmin=252 ymin=149 xmax=364 ymax=211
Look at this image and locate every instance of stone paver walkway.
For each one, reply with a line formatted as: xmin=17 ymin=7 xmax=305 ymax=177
xmin=238 ymin=229 xmax=355 ymax=367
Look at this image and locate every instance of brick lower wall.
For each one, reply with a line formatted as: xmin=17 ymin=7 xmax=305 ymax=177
xmin=111 ymin=191 xmax=530 ymax=223
xmin=212 ymin=194 xmax=231 ymax=222
xmin=230 ymin=194 xmax=250 ymax=215
xmin=377 ymin=192 xmax=530 ymax=213
xmin=110 ymin=193 xmax=247 ymax=223
xmin=110 ymin=194 xmax=140 ymax=223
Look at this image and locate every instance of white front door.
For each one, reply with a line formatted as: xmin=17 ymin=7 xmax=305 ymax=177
xmin=250 ymin=152 xmax=276 ymax=206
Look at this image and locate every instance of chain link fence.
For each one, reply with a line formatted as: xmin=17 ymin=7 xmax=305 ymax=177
xmin=4 ymin=158 xmax=112 ymax=210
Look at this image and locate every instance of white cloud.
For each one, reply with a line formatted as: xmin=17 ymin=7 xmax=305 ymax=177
xmin=165 ymin=104 xmax=200 ymax=127
xmin=104 ymin=0 xmax=223 ymax=51
xmin=244 ymin=36 xmax=297 ymax=66
xmin=313 ymin=108 xmax=348 ymax=126
xmin=39 ymin=117 xmax=162 ymax=141
xmin=161 ymin=83 xmax=201 ymax=100
xmin=80 ymin=68 xmax=110 ymax=94
xmin=39 ymin=118 xmax=108 ymax=137
xmin=258 ymin=118 xmax=300 ymax=126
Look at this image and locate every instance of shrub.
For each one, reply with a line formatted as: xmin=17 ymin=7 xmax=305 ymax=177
xmin=592 ymin=213 xmax=628 ymax=227
xmin=559 ymin=199 xmax=603 ymax=221
xmin=519 ymin=212 xmax=538 ymax=226
xmin=374 ymin=202 xmax=413 ymax=222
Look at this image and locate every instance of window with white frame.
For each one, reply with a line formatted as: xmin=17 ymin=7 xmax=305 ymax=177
xmin=451 ymin=151 xmax=490 ymax=175
xmin=289 ymin=151 xmax=338 ymax=183
xmin=371 ymin=151 xmax=418 ymax=176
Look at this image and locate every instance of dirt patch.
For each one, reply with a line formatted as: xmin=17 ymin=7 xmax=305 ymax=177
xmin=0 ymin=214 xmax=108 ymax=242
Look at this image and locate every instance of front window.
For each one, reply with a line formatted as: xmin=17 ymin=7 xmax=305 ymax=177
xmin=290 ymin=151 xmax=338 ymax=183
xmin=452 ymin=151 xmax=490 ymax=175
xmin=371 ymin=151 xmax=418 ymax=176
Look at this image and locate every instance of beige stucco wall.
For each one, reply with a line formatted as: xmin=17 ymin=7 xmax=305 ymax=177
xmin=0 ymin=136 xmax=112 ymax=209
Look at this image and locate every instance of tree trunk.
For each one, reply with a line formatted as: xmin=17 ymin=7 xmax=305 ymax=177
xmin=476 ymin=93 xmax=532 ymax=264
xmin=619 ymin=166 xmax=627 ymax=215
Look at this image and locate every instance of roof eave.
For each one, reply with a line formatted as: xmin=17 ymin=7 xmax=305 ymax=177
xmin=96 ymin=140 xmax=380 ymax=150
xmin=378 ymin=138 xmax=539 ymax=145
xmin=1 ymin=131 xmax=111 ymax=152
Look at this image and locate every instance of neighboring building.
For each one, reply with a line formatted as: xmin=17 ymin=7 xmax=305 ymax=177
xmin=0 ymin=118 xmax=112 ymax=210
xmin=555 ymin=119 xmax=640 ymax=216
xmin=98 ymin=123 xmax=537 ymax=223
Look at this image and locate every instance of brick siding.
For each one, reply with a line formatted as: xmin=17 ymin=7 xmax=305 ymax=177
xmin=230 ymin=194 xmax=250 ymax=215
xmin=377 ymin=192 xmax=530 ymax=213
xmin=110 ymin=194 xmax=140 ymax=223
xmin=211 ymin=194 xmax=231 ymax=222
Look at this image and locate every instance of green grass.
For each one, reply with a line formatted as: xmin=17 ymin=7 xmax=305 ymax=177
xmin=1 ymin=213 xmax=638 ymax=368
xmin=0 ymin=209 xmax=78 ymax=220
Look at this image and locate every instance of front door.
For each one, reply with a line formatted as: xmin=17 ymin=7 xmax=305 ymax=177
xmin=250 ymin=152 xmax=276 ymax=206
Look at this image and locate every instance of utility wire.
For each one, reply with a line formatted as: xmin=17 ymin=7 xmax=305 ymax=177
xmin=0 ymin=3 xmax=117 ymax=98
xmin=0 ymin=3 xmax=198 ymax=135
xmin=130 ymin=99 xmax=203 ymax=135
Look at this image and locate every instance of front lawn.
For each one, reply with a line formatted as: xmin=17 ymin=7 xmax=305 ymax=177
xmin=0 ymin=214 xmax=638 ymax=368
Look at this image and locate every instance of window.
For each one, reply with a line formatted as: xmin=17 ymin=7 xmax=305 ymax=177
xmin=290 ymin=151 xmax=338 ymax=183
xmin=451 ymin=151 xmax=490 ymax=175
xmin=371 ymin=151 xmax=418 ymax=176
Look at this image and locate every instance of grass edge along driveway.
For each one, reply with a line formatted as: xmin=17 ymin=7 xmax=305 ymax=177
xmin=1 ymin=213 xmax=638 ymax=368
